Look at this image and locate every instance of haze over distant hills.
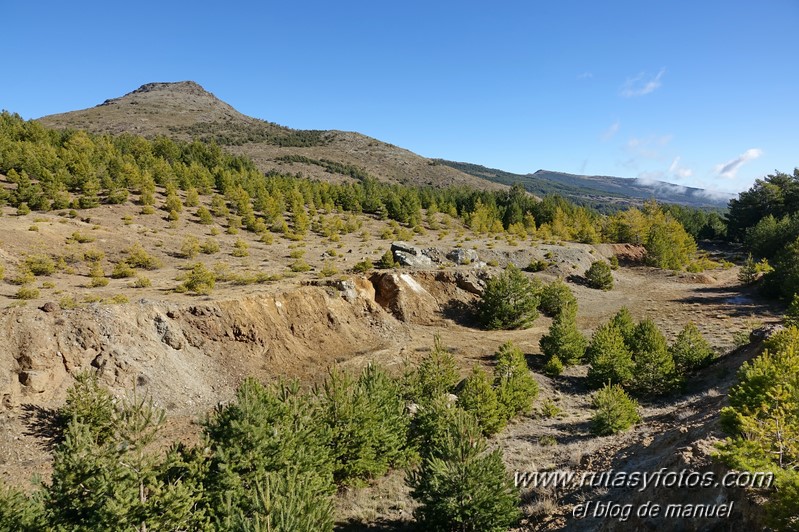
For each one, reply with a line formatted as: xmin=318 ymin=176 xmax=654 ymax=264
xmin=38 ymin=81 xmax=731 ymax=209
xmin=436 ymin=161 xmax=733 ymax=210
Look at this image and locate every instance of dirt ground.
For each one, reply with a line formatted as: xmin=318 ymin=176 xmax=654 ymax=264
xmin=0 ymin=195 xmax=784 ymax=531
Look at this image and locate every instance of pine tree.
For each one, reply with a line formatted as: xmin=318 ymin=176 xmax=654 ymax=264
xmin=784 ymin=294 xmax=799 ymax=328
xmin=739 ymin=253 xmax=759 ymax=284
xmin=591 ymin=384 xmax=640 ymax=436
xmin=0 ymin=482 xmax=45 ymax=531
xmin=46 ymin=376 xmax=205 ymax=531
xmin=585 ymin=260 xmax=614 ymax=290
xmin=539 ymin=312 xmax=588 ymax=366
xmin=477 ymin=264 xmax=541 ymax=330
xmin=717 ymin=327 xmax=799 ymax=530
xmin=610 ymin=307 xmax=636 ymax=346
xmin=669 ymin=322 xmax=714 ymax=373
xmin=203 ymin=378 xmax=335 ymax=530
xmin=493 ymin=341 xmax=538 ymax=418
xmin=586 ymin=322 xmax=635 ymax=388
xmin=317 ymin=365 xmax=409 ymax=485
xmin=408 ymin=406 xmax=521 ymax=532
xmin=458 ymin=366 xmax=505 ymax=436
xmin=629 ymin=319 xmax=678 ymax=395
xmin=406 ymin=335 xmax=460 ymax=405
xmin=538 ymin=278 xmax=577 ymax=318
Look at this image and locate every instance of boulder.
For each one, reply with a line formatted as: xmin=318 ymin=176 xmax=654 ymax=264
xmin=370 ymin=272 xmax=441 ymax=324
xmin=394 ymin=250 xmax=434 ymax=268
xmin=447 ymin=248 xmax=480 ymax=265
xmin=391 ymin=241 xmax=435 ymax=267
xmin=454 ymin=271 xmax=487 ymax=295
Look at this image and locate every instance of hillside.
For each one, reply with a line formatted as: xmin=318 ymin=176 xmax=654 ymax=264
xmin=437 ymin=160 xmax=733 ymax=210
xmin=38 ymin=81 xmax=504 ymax=191
xmin=0 ymin=109 xmax=787 ymax=530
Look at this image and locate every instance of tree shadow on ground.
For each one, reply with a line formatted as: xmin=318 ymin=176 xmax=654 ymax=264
xmin=440 ymin=300 xmax=479 ymax=327
xmin=675 ymin=285 xmax=779 ymax=318
xmin=20 ymin=403 xmax=63 ymax=452
xmin=336 ymin=518 xmax=416 ymax=532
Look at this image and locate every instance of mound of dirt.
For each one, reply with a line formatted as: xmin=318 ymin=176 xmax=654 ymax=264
xmin=0 ymin=281 xmax=408 ymax=413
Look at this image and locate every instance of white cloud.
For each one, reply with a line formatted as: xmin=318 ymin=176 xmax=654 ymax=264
xmin=600 ymin=120 xmax=620 ymax=141
xmin=577 ymin=71 xmax=593 ymax=80
xmin=620 ymin=68 xmax=666 ymax=97
xmin=668 ymin=157 xmax=693 ymax=179
xmin=714 ymin=148 xmax=763 ymax=179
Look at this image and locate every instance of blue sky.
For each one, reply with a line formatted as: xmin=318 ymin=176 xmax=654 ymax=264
xmin=2 ymin=1 xmax=797 ymax=195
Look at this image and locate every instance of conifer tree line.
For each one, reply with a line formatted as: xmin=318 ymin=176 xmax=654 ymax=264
xmin=725 ymin=168 xmax=799 ymax=298
xmin=717 ymin=326 xmax=799 ymax=530
xmin=1 ymin=111 xmax=716 ymax=271
xmin=0 ymin=336 xmax=537 ymax=531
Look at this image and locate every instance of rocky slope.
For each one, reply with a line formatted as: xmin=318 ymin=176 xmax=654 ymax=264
xmin=38 ymin=81 xmax=504 ymax=190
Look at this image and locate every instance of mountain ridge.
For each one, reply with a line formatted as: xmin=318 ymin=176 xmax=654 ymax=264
xmin=38 ymin=81 xmax=505 ymax=191
xmin=436 ymin=160 xmax=732 ymax=209
xmin=38 ymin=81 xmax=730 ymax=208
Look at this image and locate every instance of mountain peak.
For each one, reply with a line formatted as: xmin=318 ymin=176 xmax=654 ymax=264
xmin=96 ymin=80 xmax=229 ymax=110
xmin=130 ymin=80 xmax=210 ymax=96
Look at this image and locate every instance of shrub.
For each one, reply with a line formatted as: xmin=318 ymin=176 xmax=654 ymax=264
xmin=231 ymin=239 xmax=249 ymax=257
xmin=289 ymin=259 xmax=311 ymax=273
xmin=609 ymin=255 xmax=620 ymax=270
xmin=88 ymin=262 xmax=108 ymax=287
xmin=110 ymin=261 xmax=135 ymax=279
xmin=539 ymin=312 xmax=587 ymax=366
xmin=9 ymin=270 xmax=36 ymax=285
xmin=131 ymin=275 xmax=152 ymax=288
xmin=180 ymin=236 xmax=200 ymax=259
xmin=126 ymin=243 xmax=162 ymax=270
xmin=200 ymin=238 xmax=220 ymax=254
xmin=24 ymin=254 xmax=56 ymax=276
xmin=408 ymin=405 xmax=521 ymax=532
xmin=585 ymin=260 xmax=613 ymax=290
xmin=539 ymin=278 xmax=577 ymax=317
xmin=591 ymin=384 xmax=640 ymax=436
xmin=586 ymin=322 xmax=635 ymax=388
xmin=493 ymin=341 xmax=538 ymax=418
xmin=539 ymin=398 xmax=562 ymax=418
xmin=69 ymin=231 xmax=95 ymax=244
xmin=785 ymin=294 xmax=799 ymax=328
xmin=352 ymin=259 xmax=373 ymax=273
xmin=377 ymin=249 xmax=396 ymax=269
xmin=527 ymin=259 xmax=549 ymax=272
xmin=15 ymin=285 xmax=39 ymax=300
xmin=629 ymin=319 xmax=678 ymax=395
xmin=542 ymin=355 xmax=564 ymax=376
xmin=196 ymin=206 xmax=213 ymax=225
xmin=458 ymin=366 xmax=505 ymax=436
xmin=181 ymin=263 xmax=216 ymax=294
xmin=669 ymin=322 xmax=714 ymax=373
xmin=319 ymin=260 xmax=338 ymax=278
xmin=59 ymin=295 xmax=79 ymax=309
xmin=477 ymin=264 xmax=541 ymax=330
xmin=17 ymin=202 xmax=30 ymax=215
xmin=82 ymin=248 xmax=105 ymax=263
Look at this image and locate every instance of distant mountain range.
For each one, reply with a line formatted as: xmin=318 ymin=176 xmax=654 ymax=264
xmin=38 ymin=81 xmax=731 ymax=209
xmin=435 ymin=161 xmax=733 ymax=210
